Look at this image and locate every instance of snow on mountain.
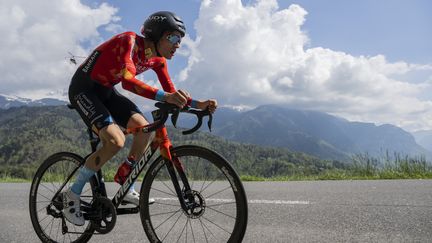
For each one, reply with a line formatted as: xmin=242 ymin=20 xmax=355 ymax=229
xmin=0 ymin=94 xmax=67 ymax=109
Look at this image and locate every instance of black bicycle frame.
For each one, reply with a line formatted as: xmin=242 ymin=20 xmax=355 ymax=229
xmin=79 ymin=102 xmax=209 ymax=212
xmin=88 ymin=137 xmax=193 ymax=211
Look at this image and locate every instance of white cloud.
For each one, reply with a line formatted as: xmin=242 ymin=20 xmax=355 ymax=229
xmin=179 ymin=0 xmax=432 ymax=131
xmin=0 ymin=0 xmax=119 ymax=99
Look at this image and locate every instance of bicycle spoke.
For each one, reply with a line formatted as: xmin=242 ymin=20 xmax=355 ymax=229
xmin=199 ymin=218 xmax=216 ymax=240
xmin=40 ymin=183 xmax=56 ymax=194
xmin=37 ymin=204 xmax=49 ymax=213
xmin=142 ymin=146 xmax=247 ymax=243
xmin=42 ymin=217 xmax=54 ymax=235
xmin=160 ymin=179 xmax=177 ymax=196
xmin=185 ymin=218 xmax=188 ymax=243
xmin=49 ymin=218 xmax=55 ymax=237
xmin=152 ymin=209 xmax=181 ymax=218
xmin=30 ymin=154 xmax=95 ymax=243
xmin=154 ymin=201 xmax=180 ymax=207
xmin=49 ymin=182 xmax=58 ymax=193
xmin=176 ymin=217 xmax=188 ymax=243
xmin=36 ymin=199 xmax=53 ymax=204
xmin=199 ymin=175 xmax=209 ymax=194
xmin=151 ymin=187 xmax=177 ymax=197
xmin=200 ymin=179 xmax=217 ymax=194
xmin=39 ymin=214 xmax=52 ymax=224
xmin=154 ymin=209 xmax=182 ymax=229
xmin=206 ymin=206 xmax=236 ymax=220
xmin=161 ymin=211 xmax=183 ymax=242
xmin=206 ymin=201 xmax=236 ymax=207
xmin=199 ymin=218 xmax=210 ymax=243
xmin=202 ymin=216 xmax=232 ymax=235
xmin=37 ymin=192 xmax=53 ymax=202
xmin=205 ymin=186 xmax=232 ymax=199
xmin=188 ymin=217 xmax=196 ymax=243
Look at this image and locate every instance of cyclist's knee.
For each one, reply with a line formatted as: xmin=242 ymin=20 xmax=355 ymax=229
xmin=127 ymin=113 xmax=149 ymax=129
xmin=107 ymin=137 xmax=125 ymax=150
xmin=99 ymin=124 xmax=125 ymax=151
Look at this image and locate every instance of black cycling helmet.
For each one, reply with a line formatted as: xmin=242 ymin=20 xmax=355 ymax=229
xmin=141 ymin=11 xmax=186 ymax=42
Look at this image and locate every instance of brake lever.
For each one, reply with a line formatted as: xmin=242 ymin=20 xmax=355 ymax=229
xmin=171 ymin=108 xmax=180 ymax=128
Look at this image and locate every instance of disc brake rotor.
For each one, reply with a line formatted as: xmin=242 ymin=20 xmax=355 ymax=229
xmin=184 ymin=190 xmax=206 ymax=219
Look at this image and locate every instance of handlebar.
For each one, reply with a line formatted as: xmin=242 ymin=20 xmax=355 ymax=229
xmin=125 ymin=102 xmax=213 ymax=135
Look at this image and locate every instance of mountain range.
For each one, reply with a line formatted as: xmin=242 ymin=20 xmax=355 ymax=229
xmin=0 ymin=94 xmax=66 ymax=109
xmin=178 ymin=105 xmax=431 ymax=160
xmin=1 ymin=94 xmax=431 ymax=161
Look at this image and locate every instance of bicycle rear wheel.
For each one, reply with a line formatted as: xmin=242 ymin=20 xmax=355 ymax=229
xmin=29 ymin=152 xmax=95 ymax=243
xmin=140 ymin=145 xmax=248 ymax=243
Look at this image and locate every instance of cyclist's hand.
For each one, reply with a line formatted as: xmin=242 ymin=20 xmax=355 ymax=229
xmin=197 ymin=99 xmax=218 ymax=114
xmin=165 ymin=90 xmax=190 ymax=108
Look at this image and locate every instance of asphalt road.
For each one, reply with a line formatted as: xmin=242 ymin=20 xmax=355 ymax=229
xmin=1 ymin=180 xmax=431 ymax=242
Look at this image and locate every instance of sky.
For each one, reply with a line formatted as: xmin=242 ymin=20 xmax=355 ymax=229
xmin=1 ymin=0 xmax=431 ymax=132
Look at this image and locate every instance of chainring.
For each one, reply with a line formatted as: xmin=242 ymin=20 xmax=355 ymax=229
xmin=90 ymin=197 xmax=117 ymax=234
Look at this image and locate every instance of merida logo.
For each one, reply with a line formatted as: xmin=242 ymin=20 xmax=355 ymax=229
xmin=113 ymin=145 xmax=153 ymax=205
xmin=114 ymin=160 xmax=143 ymax=205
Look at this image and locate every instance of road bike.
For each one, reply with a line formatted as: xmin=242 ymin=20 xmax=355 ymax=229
xmin=29 ymin=102 xmax=248 ymax=242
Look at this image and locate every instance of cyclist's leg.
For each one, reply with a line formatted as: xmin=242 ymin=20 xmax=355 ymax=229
xmin=127 ymin=113 xmax=154 ymax=158
xmin=66 ymin=79 xmax=126 ymax=224
xmin=69 ymin=90 xmax=126 ymax=172
xmin=85 ymin=123 xmax=125 ymax=170
xmin=106 ymin=89 xmax=154 ymax=204
xmin=61 ymin=122 xmax=125 ymax=225
xmin=107 ymin=88 xmax=153 ymax=158
xmin=69 ymin=75 xmax=127 ymax=170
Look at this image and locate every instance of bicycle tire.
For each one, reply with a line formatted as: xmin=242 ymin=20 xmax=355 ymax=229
xmin=140 ymin=145 xmax=248 ymax=243
xmin=29 ymin=152 xmax=95 ymax=243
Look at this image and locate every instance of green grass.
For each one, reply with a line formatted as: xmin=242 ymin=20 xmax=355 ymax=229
xmin=2 ymin=153 xmax=432 ymax=182
xmin=0 ymin=175 xmax=29 ymax=182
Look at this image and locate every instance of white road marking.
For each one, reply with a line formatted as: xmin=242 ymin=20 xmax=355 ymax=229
xmin=248 ymin=199 xmax=310 ymax=205
xmin=153 ymin=197 xmax=311 ymax=205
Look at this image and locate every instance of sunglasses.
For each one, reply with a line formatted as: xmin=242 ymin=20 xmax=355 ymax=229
xmin=166 ymin=34 xmax=182 ymax=45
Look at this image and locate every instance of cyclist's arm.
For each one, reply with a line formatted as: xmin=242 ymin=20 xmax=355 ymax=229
xmin=152 ymin=58 xmax=195 ymax=106
xmin=120 ymin=65 xmax=162 ymax=100
xmin=118 ymin=34 xmax=166 ymax=101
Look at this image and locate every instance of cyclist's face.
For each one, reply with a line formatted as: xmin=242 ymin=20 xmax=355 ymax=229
xmin=158 ymin=31 xmax=182 ymax=59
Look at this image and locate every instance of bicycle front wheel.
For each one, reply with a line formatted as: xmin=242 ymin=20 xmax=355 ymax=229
xmin=140 ymin=145 xmax=248 ymax=243
xmin=29 ymin=152 xmax=95 ymax=243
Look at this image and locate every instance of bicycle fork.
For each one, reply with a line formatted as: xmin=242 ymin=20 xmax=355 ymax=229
xmin=165 ymin=157 xmax=197 ymax=214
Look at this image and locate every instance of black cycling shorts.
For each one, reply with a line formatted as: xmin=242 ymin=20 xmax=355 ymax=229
xmin=68 ymin=70 xmax=143 ymax=131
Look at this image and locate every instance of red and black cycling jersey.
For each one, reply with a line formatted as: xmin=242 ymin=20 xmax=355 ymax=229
xmin=78 ymin=31 xmax=184 ymax=100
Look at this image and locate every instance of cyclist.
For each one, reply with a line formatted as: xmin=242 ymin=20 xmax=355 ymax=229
xmin=64 ymin=11 xmax=217 ymax=226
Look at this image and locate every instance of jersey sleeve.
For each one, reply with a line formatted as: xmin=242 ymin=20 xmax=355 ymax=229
xmin=119 ymin=34 xmax=161 ymax=100
xmin=152 ymin=58 xmax=193 ymax=105
xmin=152 ymin=58 xmax=176 ymax=93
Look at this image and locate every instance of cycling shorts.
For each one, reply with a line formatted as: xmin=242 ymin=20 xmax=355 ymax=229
xmin=68 ymin=70 xmax=143 ymax=131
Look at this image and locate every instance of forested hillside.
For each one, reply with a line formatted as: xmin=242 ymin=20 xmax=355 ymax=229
xmin=0 ymin=106 xmax=344 ymax=179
